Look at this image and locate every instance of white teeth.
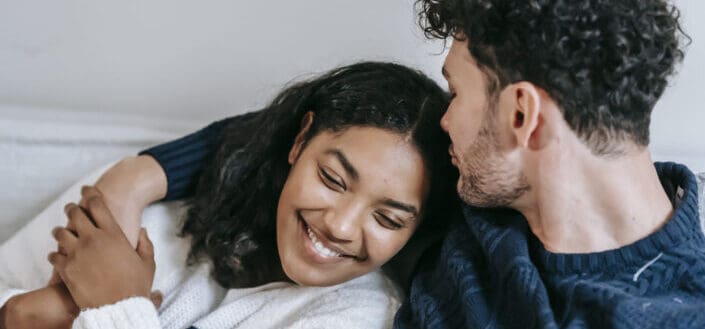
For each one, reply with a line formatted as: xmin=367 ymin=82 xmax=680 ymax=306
xmin=306 ymin=226 xmax=341 ymax=257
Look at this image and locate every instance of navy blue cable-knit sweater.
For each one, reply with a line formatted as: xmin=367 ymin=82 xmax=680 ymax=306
xmin=141 ymin=116 xmax=705 ymax=329
xmin=395 ymin=162 xmax=705 ymax=329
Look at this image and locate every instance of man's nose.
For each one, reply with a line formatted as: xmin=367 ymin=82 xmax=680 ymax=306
xmin=440 ymin=109 xmax=450 ymax=133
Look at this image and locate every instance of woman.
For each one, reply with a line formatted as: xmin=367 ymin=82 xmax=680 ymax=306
xmin=0 ymin=62 xmax=459 ymax=329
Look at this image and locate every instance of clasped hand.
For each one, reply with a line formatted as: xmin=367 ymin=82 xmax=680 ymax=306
xmin=48 ymin=186 xmax=156 ymax=310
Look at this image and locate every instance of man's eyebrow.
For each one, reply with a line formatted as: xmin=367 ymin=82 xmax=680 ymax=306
xmin=382 ymin=198 xmax=419 ymax=218
xmin=442 ymin=65 xmax=450 ymax=79
xmin=324 ymin=149 xmax=359 ymax=181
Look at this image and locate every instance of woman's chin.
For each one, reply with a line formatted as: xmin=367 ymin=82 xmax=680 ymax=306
xmin=279 ymin=257 xmax=364 ymax=287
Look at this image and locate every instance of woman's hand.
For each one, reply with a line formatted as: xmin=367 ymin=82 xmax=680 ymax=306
xmin=47 ymin=155 xmax=166 ymax=286
xmin=0 ymin=284 xmax=78 ymax=329
xmin=48 ymin=187 xmax=156 ymax=310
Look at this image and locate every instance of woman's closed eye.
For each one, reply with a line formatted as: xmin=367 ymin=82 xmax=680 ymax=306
xmin=319 ymin=166 xmax=346 ymax=191
xmin=374 ymin=212 xmax=404 ymax=230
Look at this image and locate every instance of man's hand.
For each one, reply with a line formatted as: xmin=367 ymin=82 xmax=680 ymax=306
xmin=48 ymin=187 xmax=156 ymax=310
xmin=0 ymin=284 xmax=78 ymax=329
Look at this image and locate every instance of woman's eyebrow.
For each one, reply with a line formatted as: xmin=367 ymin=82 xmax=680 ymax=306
xmin=324 ymin=149 xmax=359 ymax=181
xmin=381 ymin=198 xmax=419 ymax=218
xmin=324 ymin=148 xmax=418 ymax=217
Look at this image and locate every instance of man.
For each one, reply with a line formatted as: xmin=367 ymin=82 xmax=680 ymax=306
xmin=395 ymin=0 xmax=705 ymax=328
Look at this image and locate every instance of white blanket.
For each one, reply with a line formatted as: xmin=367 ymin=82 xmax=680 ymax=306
xmin=0 ymin=164 xmax=403 ymax=329
xmin=0 ymin=105 xmax=201 ymax=242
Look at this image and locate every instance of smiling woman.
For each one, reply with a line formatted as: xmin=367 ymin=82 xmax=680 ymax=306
xmin=0 ymin=61 xmax=460 ymax=329
xmin=179 ymin=61 xmax=459 ymax=289
xmin=277 ymin=127 xmax=428 ymax=286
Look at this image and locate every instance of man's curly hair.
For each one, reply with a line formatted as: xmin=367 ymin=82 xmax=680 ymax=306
xmin=419 ymin=0 xmax=689 ymax=155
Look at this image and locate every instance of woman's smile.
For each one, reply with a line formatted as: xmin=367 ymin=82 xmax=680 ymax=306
xmin=297 ymin=213 xmax=359 ymax=264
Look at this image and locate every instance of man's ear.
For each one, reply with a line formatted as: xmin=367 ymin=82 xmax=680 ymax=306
xmin=510 ymin=82 xmax=543 ymax=150
xmin=288 ymin=111 xmax=315 ymax=165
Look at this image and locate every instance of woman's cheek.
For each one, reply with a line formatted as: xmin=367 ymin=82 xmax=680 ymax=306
xmin=368 ymin=228 xmax=413 ymax=263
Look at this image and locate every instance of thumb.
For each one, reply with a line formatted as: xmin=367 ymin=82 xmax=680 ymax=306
xmin=136 ymin=228 xmax=155 ymax=263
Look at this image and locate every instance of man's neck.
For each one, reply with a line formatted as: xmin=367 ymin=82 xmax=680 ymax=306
xmin=517 ymin=150 xmax=674 ymax=254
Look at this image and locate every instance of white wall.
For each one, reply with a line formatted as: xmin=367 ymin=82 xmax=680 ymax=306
xmin=0 ymin=0 xmax=703 ymax=160
xmin=0 ymin=0 xmax=444 ymax=127
xmin=2 ymin=0 xmax=702 ymax=166
xmin=650 ymin=0 xmax=705 ymax=171
xmin=1 ymin=0 xmax=703 ymax=165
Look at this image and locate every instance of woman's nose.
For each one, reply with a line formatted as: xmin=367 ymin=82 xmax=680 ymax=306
xmin=322 ymin=202 xmax=365 ymax=243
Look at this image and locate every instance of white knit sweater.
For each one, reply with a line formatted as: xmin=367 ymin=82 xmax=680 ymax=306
xmin=0 ymin=165 xmax=403 ymax=329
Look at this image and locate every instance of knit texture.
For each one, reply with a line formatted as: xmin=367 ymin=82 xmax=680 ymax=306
xmin=73 ymin=297 xmax=161 ymax=329
xmin=395 ymin=162 xmax=705 ymax=329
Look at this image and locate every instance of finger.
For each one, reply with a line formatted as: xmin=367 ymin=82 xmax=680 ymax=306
xmin=79 ymin=185 xmax=103 ymax=208
xmin=65 ymin=203 xmax=96 ymax=236
xmin=52 ymin=226 xmax=79 ymax=255
xmin=149 ymin=291 xmax=163 ymax=309
xmin=136 ymin=228 xmax=155 ymax=264
xmin=84 ymin=195 xmax=120 ymax=232
xmin=48 ymin=251 xmax=68 ymax=271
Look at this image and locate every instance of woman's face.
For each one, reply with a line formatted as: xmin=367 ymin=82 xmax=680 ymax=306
xmin=276 ymin=126 xmax=429 ymax=286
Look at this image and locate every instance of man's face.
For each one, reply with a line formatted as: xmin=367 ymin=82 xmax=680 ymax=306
xmin=441 ymin=38 xmax=529 ymax=207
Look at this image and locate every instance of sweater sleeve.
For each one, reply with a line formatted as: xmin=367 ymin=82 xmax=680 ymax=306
xmin=71 ymin=297 xmax=161 ymax=329
xmin=138 ymin=118 xmax=231 ymax=201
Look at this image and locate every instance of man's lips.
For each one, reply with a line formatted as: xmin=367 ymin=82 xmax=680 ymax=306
xmin=448 ymin=145 xmax=458 ymax=165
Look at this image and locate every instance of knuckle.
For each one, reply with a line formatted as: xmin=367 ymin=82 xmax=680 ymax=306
xmin=86 ymin=196 xmax=102 ymax=210
xmin=67 ymin=205 xmax=82 ymax=218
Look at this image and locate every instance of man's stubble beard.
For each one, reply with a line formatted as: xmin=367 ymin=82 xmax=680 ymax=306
xmin=457 ymin=106 xmax=531 ymax=208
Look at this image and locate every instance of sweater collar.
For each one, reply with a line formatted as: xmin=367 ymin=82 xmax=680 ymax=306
xmin=532 ymin=162 xmax=703 ymax=274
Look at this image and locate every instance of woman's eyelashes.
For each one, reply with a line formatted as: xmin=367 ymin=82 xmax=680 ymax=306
xmin=374 ymin=212 xmax=404 ymax=230
xmin=317 ymin=165 xmax=405 ymax=231
xmin=319 ymin=166 xmax=346 ymax=191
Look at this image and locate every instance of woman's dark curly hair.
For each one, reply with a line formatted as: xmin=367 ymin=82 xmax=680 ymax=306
xmin=418 ymin=0 xmax=689 ymax=155
xmin=182 ymin=62 xmax=459 ymax=288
